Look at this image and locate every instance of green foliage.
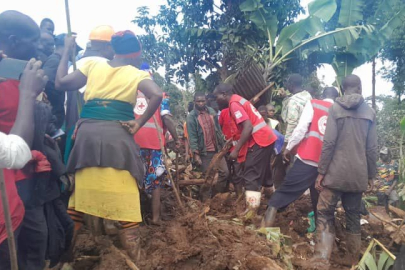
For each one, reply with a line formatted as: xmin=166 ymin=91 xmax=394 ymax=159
xmin=357 ymin=239 xmax=395 ymax=270
xmin=338 ymin=0 xmax=364 ymax=26
xmin=375 ymin=95 xmax=405 ymax=158
xmin=133 ymin=0 xmax=304 ymax=88
xmin=152 ymin=73 xmax=192 ymax=124
xmin=308 ymin=0 xmax=337 ymax=22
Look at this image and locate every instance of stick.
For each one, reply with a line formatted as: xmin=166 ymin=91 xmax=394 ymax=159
xmin=388 ymin=217 xmax=405 ymax=248
xmin=110 ymin=245 xmax=140 ymax=270
xmin=178 ymin=179 xmax=206 ymax=186
xmin=388 ymin=205 xmax=405 ymax=218
xmin=152 ymin=115 xmax=184 ymax=210
xmin=249 ymin=82 xmax=275 ymax=105
xmin=0 ymin=170 xmax=18 ymax=270
xmin=369 ymin=210 xmax=399 ymax=228
xmin=64 ymin=0 xmax=82 ymax=114
xmin=176 ymin=152 xmax=180 ymax=183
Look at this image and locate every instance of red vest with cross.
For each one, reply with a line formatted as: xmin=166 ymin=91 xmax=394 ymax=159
xmin=134 ymin=91 xmax=164 ymax=150
xmin=297 ymin=99 xmax=333 ymax=163
xmin=229 ymin=94 xmax=277 ymax=148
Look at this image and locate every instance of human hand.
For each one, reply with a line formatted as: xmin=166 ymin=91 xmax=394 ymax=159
xmin=282 ymin=149 xmax=291 ymax=163
xmin=228 ymin=149 xmax=238 ymax=162
xmin=367 ymin=179 xmax=374 ymax=192
xmin=315 ymin=174 xmax=325 ymax=192
xmin=194 ymin=154 xmax=202 ymax=166
xmin=19 ymin=58 xmax=48 ymax=99
xmin=64 ymin=35 xmax=77 ymax=54
xmin=120 ymin=119 xmax=141 ymax=134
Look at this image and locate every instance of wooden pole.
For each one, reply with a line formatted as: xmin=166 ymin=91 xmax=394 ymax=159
xmin=152 ymin=115 xmax=184 ymax=211
xmin=0 ymin=170 xmax=18 ymax=270
xmin=64 ymin=0 xmax=82 ymax=113
xmin=372 ymin=57 xmax=376 ymax=110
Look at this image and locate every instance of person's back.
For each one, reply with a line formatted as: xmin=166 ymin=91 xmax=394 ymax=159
xmin=311 ymin=75 xmax=378 ymax=269
xmin=319 ymin=93 xmax=377 ymax=192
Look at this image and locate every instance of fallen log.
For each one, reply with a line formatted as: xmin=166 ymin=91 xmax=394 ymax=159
xmin=178 ymin=179 xmax=206 ymax=186
xmin=388 ymin=205 xmax=405 ymax=218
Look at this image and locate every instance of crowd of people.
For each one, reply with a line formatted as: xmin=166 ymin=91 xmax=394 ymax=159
xmin=0 ymin=8 xmax=399 ymax=270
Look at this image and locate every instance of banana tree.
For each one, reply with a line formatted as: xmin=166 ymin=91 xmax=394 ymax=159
xmin=239 ymin=0 xmax=405 ymax=86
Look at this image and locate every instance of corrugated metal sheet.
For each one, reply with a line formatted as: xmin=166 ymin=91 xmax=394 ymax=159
xmin=232 ymin=62 xmax=268 ymax=102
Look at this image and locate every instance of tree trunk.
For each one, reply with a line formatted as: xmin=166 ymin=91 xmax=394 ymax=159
xmin=372 ymin=57 xmax=376 ymax=110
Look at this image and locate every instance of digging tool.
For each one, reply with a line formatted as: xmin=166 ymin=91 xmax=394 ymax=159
xmin=0 ymin=170 xmax=18 ymax=270
xmin=152 ymin=115 xmax=184 ymax=211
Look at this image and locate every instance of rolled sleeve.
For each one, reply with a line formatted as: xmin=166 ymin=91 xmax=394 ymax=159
xmin=0 ymin=133 xmax=32 ymax=169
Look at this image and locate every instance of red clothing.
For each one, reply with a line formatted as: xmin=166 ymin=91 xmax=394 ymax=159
xmin=219 ymin=108 xmax=240 ymax=152
xmin=197 ymin=109 xmax=216 ymax=152
xmin=0 ymin=80 xmax=25 ymax=245
xmin=297 ymin=99 xmax=333 ymax=163
xmin=134 ymin=91 xmax=165 ymax=150
xmin=229 ymin=94 xmax=276 ymax=148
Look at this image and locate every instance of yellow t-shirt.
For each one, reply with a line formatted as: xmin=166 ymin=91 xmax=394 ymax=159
xmin=79 ymin=60 xmax=151 ymax=105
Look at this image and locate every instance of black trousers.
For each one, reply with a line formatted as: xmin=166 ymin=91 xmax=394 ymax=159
xmin=317 ymin=187 xmax=362 ymax=234
xmin=268 ymin=159 xmax=319 ymax=215
xmin=17 ymin=206 xmax=48 ymax=270
xmin=271 ymin=154 xmax=287 ymax=190
xmin=0 ymin=226 xmax=21 ymax=270
xmin=244 ymin=144 xmax=273 ymax=192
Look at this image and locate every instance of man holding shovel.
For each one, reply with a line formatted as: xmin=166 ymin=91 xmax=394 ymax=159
xmin=214 ymin=83 xmax=276 ymax=216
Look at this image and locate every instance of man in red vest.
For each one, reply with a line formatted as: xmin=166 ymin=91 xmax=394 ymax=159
xmin=214 ymin=83 xmax=276 ymax=214
xmin=218 ymin=108 xmax=244 ymax=197
xmin=134 ymin=90 xmax=179 ymax=224
xmin=262 ymin=87 xmax=339 ymax=227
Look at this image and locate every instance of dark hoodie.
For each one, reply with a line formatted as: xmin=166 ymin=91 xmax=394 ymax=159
xmin=318 ymin=94 xmax=378 ymax=192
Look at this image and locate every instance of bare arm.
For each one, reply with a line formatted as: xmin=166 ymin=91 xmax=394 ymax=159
xmin=11 ymin=59 xmax=48 ymax=147
xmin=162 ymin=114 xmax=179 ymax=142
xmin=122 ymin=80 xmax=163 ymax=134
xmin=55 ymin=36 xmax=87 ymax=91
xmin=231 ymin=120 xmax=253 ymax=156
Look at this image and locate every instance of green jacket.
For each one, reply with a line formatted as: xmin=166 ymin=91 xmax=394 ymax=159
xmin=186 ymin=107 xmax=224 ymax=156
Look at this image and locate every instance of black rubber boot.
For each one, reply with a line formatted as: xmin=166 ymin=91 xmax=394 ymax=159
xmin=261 ymin=206 xmax=277 ymax=227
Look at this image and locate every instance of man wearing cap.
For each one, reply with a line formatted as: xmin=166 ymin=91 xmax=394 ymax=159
xmin=42 ymin=33 xmax=82 ymax=129
xmin=64 ymin=26 xmax=115 ymax=160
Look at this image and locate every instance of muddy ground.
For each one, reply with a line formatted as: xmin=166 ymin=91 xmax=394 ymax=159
xmin=66 ymin=189 xmax=399 ymax=270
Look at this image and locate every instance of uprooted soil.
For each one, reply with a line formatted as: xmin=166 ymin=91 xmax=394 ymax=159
xmin=67 ymin=189 xmax=400 ymax=270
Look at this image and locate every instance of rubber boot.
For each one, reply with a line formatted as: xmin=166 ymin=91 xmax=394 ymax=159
xmin=119 ymin=226 xmax=141 ymax=262
xmin=261 ymin=206 xmax=277 ymax=227
xmin=345 ymin=233 xmax=361 ymax=267
xmin=311 ymin=231 xmax=334 ymax=269
xmin=241 ymin=191 xmax=261 ymax=221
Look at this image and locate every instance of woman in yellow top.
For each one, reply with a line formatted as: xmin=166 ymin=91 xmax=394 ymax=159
xmin=55 ymin=31 xmax=162 ymax=259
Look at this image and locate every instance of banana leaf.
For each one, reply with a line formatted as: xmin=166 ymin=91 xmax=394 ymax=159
xmin=357 ymin=239 xmax=396 ymax=270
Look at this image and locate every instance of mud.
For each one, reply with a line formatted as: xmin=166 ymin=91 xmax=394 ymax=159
xmin=68 ymin=191 xmax=399 ymax=270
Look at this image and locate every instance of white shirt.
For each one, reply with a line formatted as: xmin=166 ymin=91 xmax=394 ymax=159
xmin=286 ymin=98 xmax=334 ymax=167
xmin=0 ymin=133 xmax=32 ymax=169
